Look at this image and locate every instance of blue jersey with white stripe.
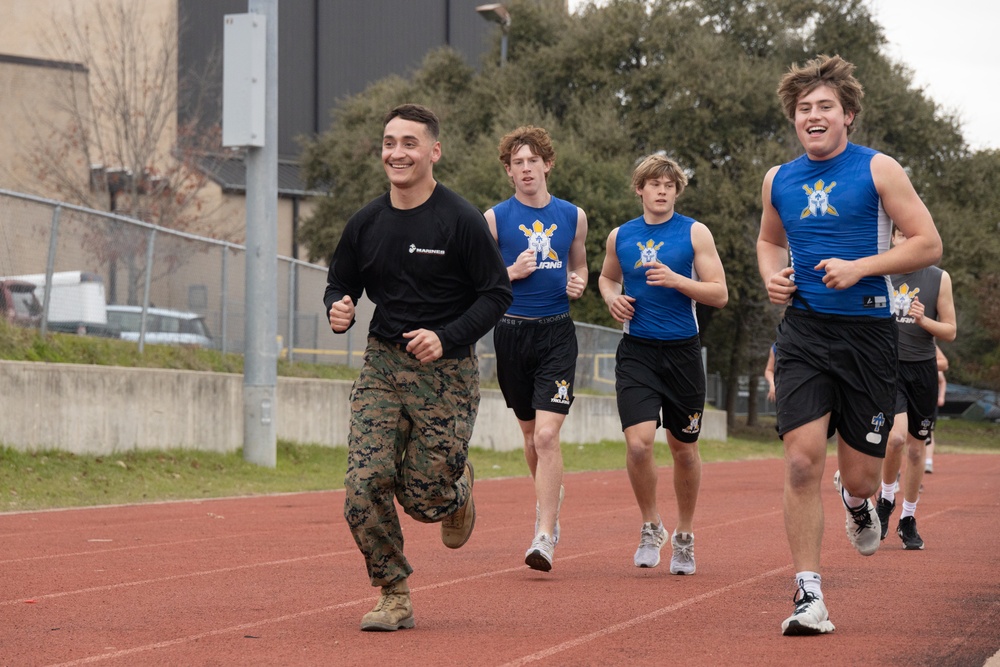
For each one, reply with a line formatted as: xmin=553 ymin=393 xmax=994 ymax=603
xmin=770 ymin=143 xmax=892 ymax=317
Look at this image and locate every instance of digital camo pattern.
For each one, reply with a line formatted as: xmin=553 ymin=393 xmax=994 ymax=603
xmin=343 ymin=338 xmax=479 ymax=586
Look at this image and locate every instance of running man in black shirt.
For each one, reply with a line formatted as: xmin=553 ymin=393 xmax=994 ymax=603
xmin=324 ymin=104 xmax=512 ymax=632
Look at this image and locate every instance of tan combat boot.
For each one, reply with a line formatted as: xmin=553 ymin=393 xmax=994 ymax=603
xmin=441 ymin=462 xmax=476 ymax=548
xmin=360 ymin=580 xmax=414 ymax=631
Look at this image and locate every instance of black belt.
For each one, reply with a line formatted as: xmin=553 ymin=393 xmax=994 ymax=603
xmin=498 ymin=312 xmax=571 ymax=327
xmin=376 ymin=337 xmax=474 ymax=359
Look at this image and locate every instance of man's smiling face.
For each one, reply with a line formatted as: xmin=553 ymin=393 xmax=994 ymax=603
xmin=382 ymin=117 xmax=440 ymax=190
xmin=794 ymin=84 xmax=854 ymax=160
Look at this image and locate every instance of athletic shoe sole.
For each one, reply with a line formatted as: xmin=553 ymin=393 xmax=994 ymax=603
xmin=525 ymin=549 xmax=553 ymax=572
xmin=782 ymin=618 xmax=836 ymax=636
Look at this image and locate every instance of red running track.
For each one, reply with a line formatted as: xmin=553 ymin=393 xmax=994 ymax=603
xmin=2 ymin=453 xmax=999 ymax=667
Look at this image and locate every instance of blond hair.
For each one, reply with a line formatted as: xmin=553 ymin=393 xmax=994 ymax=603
xmin=631 ymin=154 xmax=688 ymax=196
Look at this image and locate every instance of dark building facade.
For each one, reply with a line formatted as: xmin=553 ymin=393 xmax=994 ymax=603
xmin=178 ymin=0 xmax=499 ymax=160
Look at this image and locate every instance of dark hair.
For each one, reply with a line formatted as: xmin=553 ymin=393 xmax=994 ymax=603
xmin=777 ymin=54 xmax=864 ymax=135
xmin=383 ymin=104 xmax=440 ymax=139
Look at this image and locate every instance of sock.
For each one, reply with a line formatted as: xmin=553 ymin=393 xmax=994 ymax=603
xmin=881 ymin=481 xmax=897 ymax=504
xmin=901 ymin=499 xmax=917 ymax=519
xmin=841 ymin=486 xmax=869 ymax=510
xmin=925 ymin=458 xmax=933 ymax=466
xmin=796 ymin=572 xmax=823 ymax=600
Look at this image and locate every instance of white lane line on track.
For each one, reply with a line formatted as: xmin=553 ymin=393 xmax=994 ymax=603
xmin=499 ymin=564 xmax=793 ymax=666
xmin=38 ymin=560 xmax=539 ymax=666
xmin=2 ymin=548 xmax=358 ymax=608
xmin=39 ymin=547 xmax=639 ymax=667
xmin=38 ymin=465 xmax=983 ymax=666
xmin=498 ymin=504 xmax=965 ymax=666
xmin=38 ymin=539 xmax=779 ymax=667
xmin=0 ymin=489 xmax=343 ymax=517
xmin=37 ymin=502 xmax=965 ymax=665
xmin=0 ymin=532 xmax=271 ymax=566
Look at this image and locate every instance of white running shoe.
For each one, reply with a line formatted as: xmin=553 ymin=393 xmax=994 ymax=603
xmin=534 ymin=484 xmax=565 ymax=544
xmin=669 ymin=531 xmax=695 ymax=575
xmin=781 ymin=584 xmax=835 ymax=636
xmin=844 ymin=497 xmax=881 ymax=556
xmin=524 ymin=533 xmax=555 ymax=572
xmin=633 ymin=521 xmax=667 ymax=568
xmin=833 ymin=469 xmax=842 ymax=494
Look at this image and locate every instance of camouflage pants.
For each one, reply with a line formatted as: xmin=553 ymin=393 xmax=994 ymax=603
xmin=343 ymin=337 xmax=479 ymax=587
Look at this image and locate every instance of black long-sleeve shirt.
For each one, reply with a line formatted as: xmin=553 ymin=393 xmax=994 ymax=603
xmin=323 ymin=183 xmax=512 ymax=355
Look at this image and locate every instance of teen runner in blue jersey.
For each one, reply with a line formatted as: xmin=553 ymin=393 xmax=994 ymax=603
xmin=484 ymin=126 xmax=588 ymax=573
xmin=599 ymin=153 xmax=728 ymax=576
xmin=757 ymin=55 xmax=942 ymax=637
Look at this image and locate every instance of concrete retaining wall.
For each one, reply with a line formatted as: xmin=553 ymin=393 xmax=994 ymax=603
xmin=0 ymin=360 xmax=726 ymax=455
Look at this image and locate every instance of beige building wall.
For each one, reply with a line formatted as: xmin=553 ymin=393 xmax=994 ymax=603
xmin=0 ymin=0 xmax=312 ymax=318
xmin=0 ymin=0 xmax=174 ymax=61
xmin=1 ymin=0 xmax=179 ymax=185
xmin=0 ymin=58 xmax=89 ymax=197
xmin=0 ymin=0 xmax=316 ymax=265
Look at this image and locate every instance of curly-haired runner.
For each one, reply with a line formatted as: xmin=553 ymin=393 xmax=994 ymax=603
xmin=484 ymin=125 xmax=589 ymax=573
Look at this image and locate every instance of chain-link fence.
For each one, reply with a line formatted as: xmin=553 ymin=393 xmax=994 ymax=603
xmin=0 ymin=189 xmax=365 ymax=360
xmin=707 ymin=373 xmax=776 ymax=417
xmin=0 ymin=189 xmax=629 ymax=393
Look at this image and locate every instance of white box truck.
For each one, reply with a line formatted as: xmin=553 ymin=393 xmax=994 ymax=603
xmin=3 ymin=271 xmax=115 ymax=336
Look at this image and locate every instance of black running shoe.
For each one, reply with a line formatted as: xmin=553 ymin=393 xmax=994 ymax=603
xmin=897 ymin=516 xmax=925 ymax=550
xmin=875 ymin=496 xmax=895 ymax=540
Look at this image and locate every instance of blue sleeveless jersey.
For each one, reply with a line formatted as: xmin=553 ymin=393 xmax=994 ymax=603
xmin=770 ymin=143 xmax=892 ymax=317
xmin=493 ymin=195 xmax=578 ymax=317
xmin=615 ymin=212 xmax=698 ymax=340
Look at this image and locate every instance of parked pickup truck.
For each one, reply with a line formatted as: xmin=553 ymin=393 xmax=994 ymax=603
xmin=0 ymin=279 xmax=43 ymax=327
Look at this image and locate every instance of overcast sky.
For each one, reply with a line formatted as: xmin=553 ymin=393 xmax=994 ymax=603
xmin=565 ymin=0 xmax=998 ymax=151
xmin=872 ymin=0 xmax=996 ymax=151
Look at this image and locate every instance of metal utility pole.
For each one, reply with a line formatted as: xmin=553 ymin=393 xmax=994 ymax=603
xmin=223 ymin=0 xmax=278 ymax=466
xmin=243 ymin=0 xmax=278 ymax=466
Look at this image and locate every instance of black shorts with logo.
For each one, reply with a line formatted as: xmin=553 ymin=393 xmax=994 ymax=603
xmin=894 ymin=358 xmax=939 ymax=442
xmin=493 ymin=313 xmax=577 ymax=422
xmin=775 ymin=308 xmax=898 ymax=457
xmin=615 ymin=333 xmax=705 ymax=444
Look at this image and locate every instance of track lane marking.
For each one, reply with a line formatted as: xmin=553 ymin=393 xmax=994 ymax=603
xmin=2 ymin=549 xmax=358 ymax=608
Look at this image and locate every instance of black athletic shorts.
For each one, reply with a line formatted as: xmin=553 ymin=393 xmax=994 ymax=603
xmin=493 ymin=313 xmax=577 ymax=422
xmin=614 ymin=333 xmax=705 ymax=444
xmin=894 ymin=358 xmax=939 ymax=442
xmin=774 ymin=308 xmax=898 ymax=457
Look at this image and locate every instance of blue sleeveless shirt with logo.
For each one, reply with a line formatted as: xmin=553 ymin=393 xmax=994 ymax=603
xmin=770 ymin=142 xmax=892 ymax=317
xmin=615 ymin=212 xmax=698 ymax=340
xmin=493 ymin=195 xmax=578 ymax=318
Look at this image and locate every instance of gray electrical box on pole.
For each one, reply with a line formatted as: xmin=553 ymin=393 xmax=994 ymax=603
xmin=222 ymin=0 xmax=278 ymax=467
